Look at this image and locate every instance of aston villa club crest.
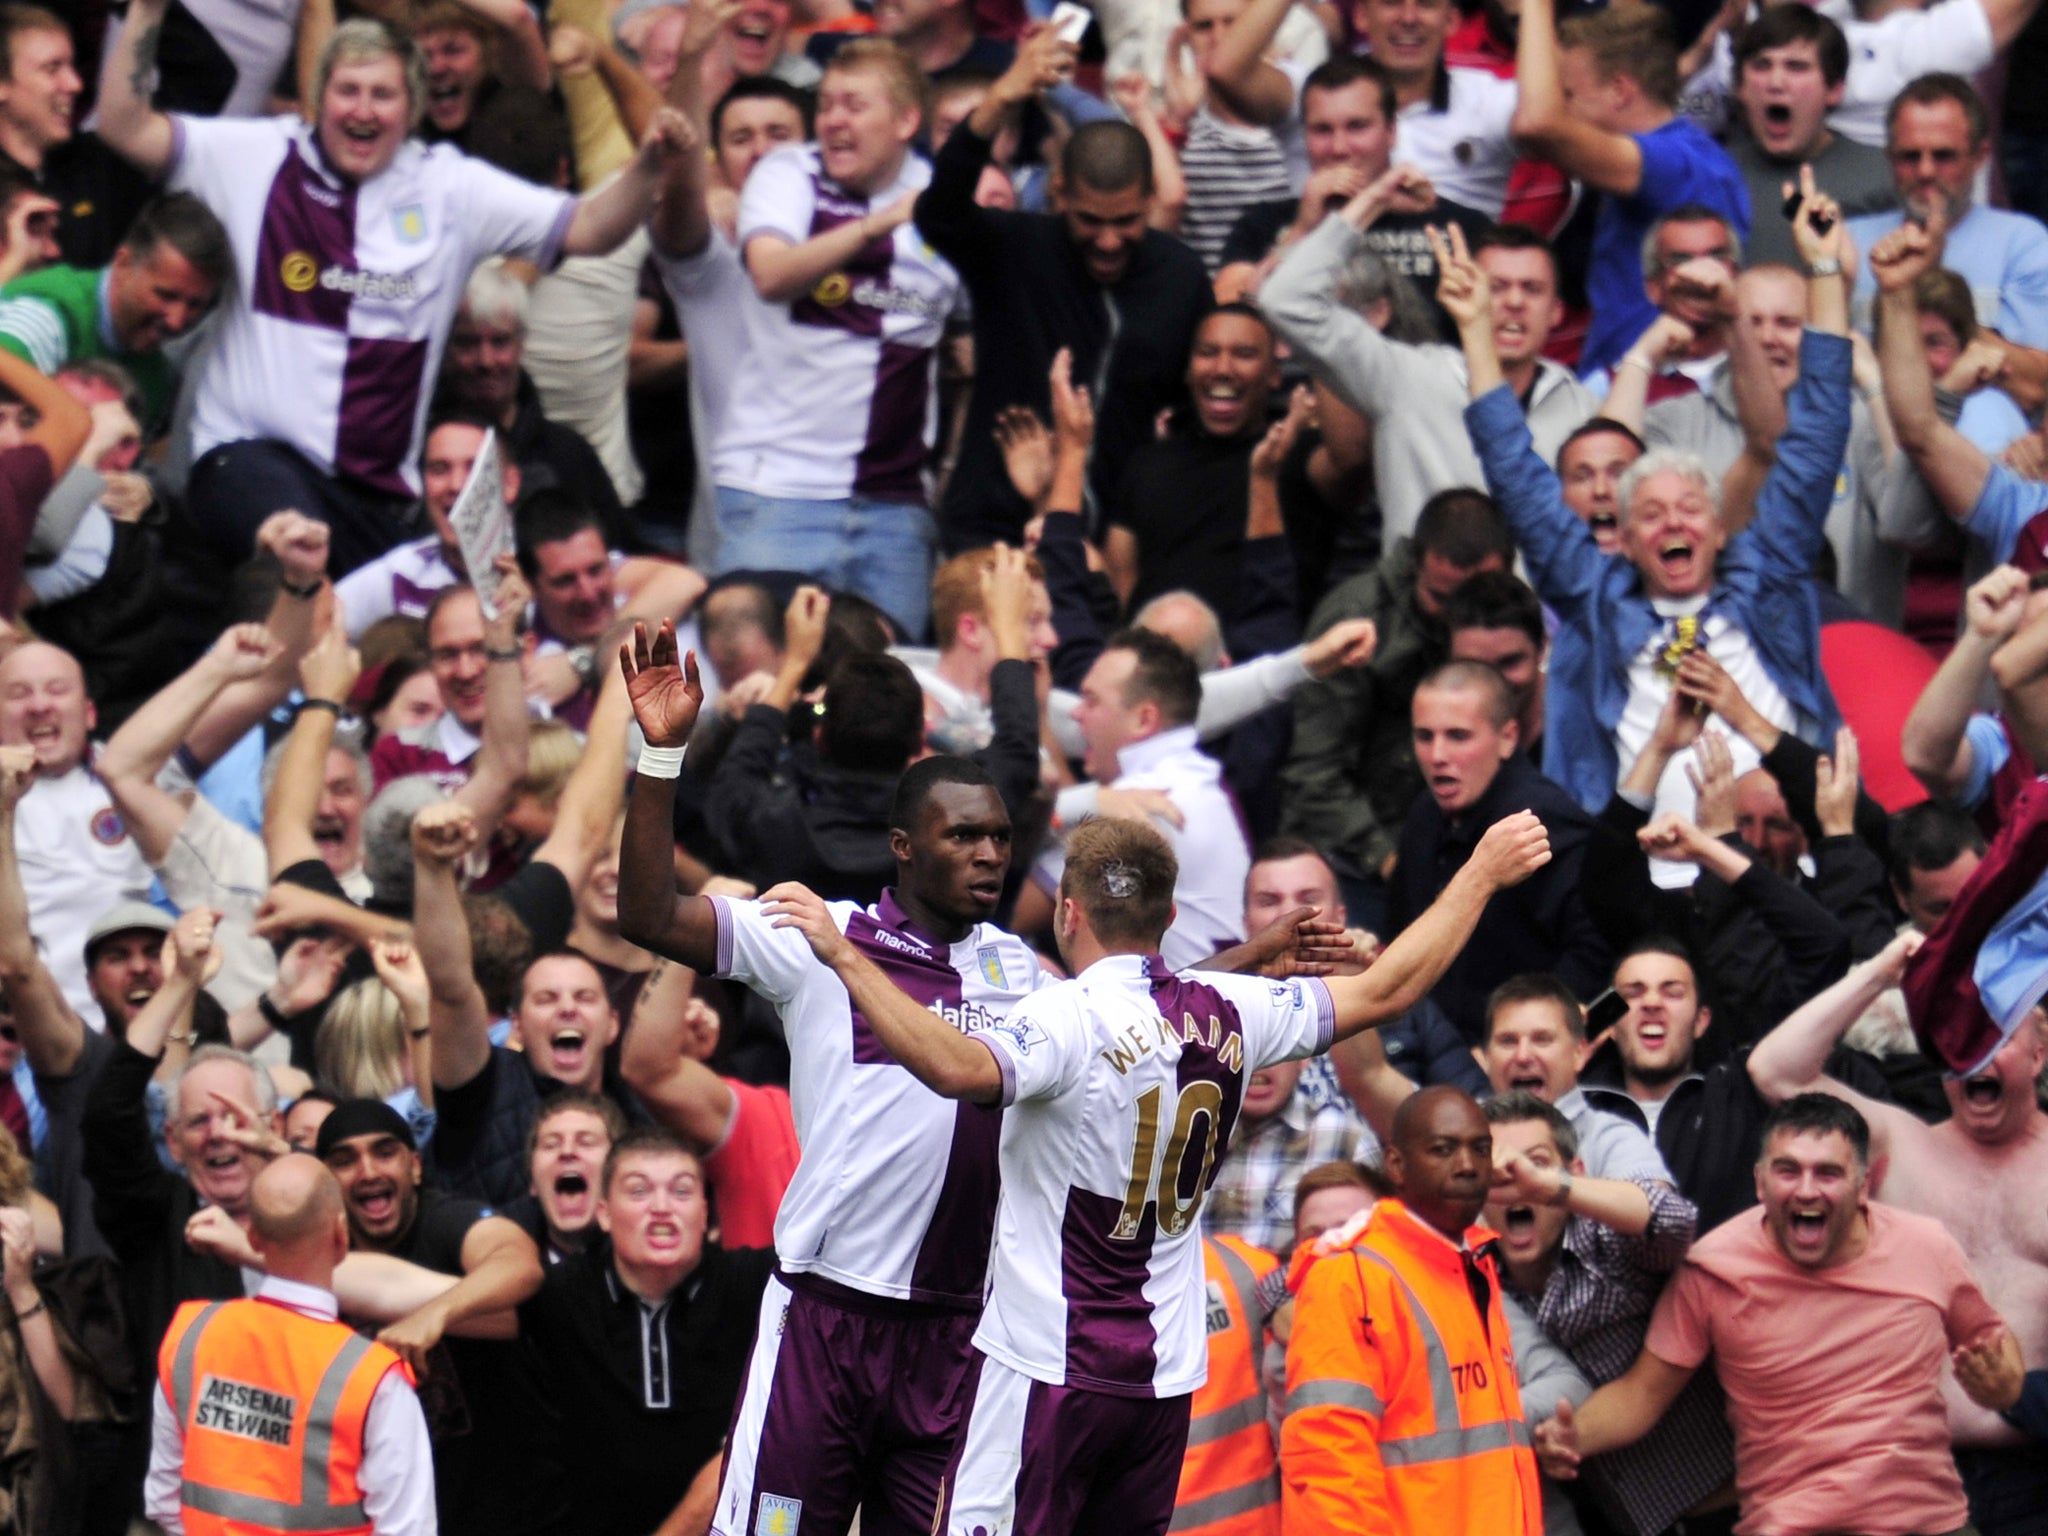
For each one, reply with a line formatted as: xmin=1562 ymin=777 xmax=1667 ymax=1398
xmin=977 ymin=945 xmax=1007 ymax=989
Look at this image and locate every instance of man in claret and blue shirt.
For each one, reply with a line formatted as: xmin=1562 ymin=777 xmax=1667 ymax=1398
xmin=764 ymin=801 xmax=1552 ymax=1535
xmin=92 ymin=0 xmax=689 ymax=573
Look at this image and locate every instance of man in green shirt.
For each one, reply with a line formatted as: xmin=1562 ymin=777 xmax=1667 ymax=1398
xmin=0 ymin=191 xmax=227 ymax=430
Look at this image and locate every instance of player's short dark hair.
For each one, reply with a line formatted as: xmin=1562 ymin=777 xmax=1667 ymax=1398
xmin=120 ymin=192 xmax=233 ymax=293
xmin=1482 ymin=1090 xmax=1580 ymax=1162
xmin=1734 ymin=3 xmax=1848 ymax=88
xmin=1442 ymin=569 xmax=1544 ymax=649
xmin=1759 ymin=1092 xmax=1870 ymax=1167
xmin=465 ymin=83 xmax=573 ymax=188
xmin=890 ymin=755 xmax=1000 ymax=834
xmin=1886 ymin=801 xmax=1986 ymax=888
xmin=1062 ymin=120 xmax=1153 ymax=196
xmin=514 ymin=487 xmax=607 ymax=577
xmin=1302 ymin=55 xmax=1396 ymax=123
xmin=1104 ymin=626 xmax=1201 ymax=729
xmin=1412 ymin=488 xmax=1513 ymax=570
xmin=1888 ymin=72 xmax=1988 ymax=148
xmin=1559 ymin=6 xmax=1680 ymax=108
xmin=819 ymin=652 xmax=925 ymax=773
xmin=1062 ymin=816 xmax=1178 ymax=947
xmin=1415 ymin=659 xmax=1515 ymax=729
xmin=1484 ymin=973 xmax=1585 ymax=1042
xmin=601 ymin=1125 xmax=703 ymax=1196
xmin=712 ymin=76 xmax=817 ymax=142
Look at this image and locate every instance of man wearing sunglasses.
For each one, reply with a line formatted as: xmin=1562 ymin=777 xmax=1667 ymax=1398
xmin=1847 ymin=73 xmax=2048 ymax=346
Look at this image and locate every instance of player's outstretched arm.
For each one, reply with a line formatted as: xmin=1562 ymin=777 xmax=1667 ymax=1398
xmin=616 ymin=622 xmax=721 ymax=972
xmin=1322 ymin=811 xmax=1550 ymax=1042
xmin=762 ymin=883 xmax=1006 ymax=1104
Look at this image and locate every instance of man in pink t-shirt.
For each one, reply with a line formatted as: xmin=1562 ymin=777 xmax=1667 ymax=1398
xmin=1532 ymin=1094 xmax=2004 ymax=1536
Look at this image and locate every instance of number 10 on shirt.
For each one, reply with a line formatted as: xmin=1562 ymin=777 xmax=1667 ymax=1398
xmin=1112 ymin=1082 xmax=1227 ymax=1240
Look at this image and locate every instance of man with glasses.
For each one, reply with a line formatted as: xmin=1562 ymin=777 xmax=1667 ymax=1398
xmin=1847 ymin=74 xmax=2048 ymax=345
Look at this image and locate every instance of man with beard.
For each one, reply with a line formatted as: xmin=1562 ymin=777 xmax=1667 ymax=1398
xmin=1535 ymin=1096 xmax=2005 ymax=1536
xmin=1481 ymin=1092 xmax=1731 ymax=1536
xmin=1751 ymin=937 xmax=2048 ymax=1535
xmin=196 ymin=1098 xmax=554 ymax=1536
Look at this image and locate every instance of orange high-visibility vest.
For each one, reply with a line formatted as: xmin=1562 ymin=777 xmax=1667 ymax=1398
xmin=158 ymin=1296 xmax=407 ymax=1536
xmin=1172 ymin=1234 xmax=1282 ymax=1536
xmin=1280 ymin=1200 xmax=1541 ymax=1536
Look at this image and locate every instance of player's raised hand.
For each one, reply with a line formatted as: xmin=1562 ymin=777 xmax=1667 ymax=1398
xmin=620 ymin=621 xmax=704 ymax=748
xmin=1469 ymin=810 xmax=1550 ymax=891
xmin=761 ymin=883 xmax=854 ymax=968
xmin=1243 ymin=906 xmax=1356 ymax=979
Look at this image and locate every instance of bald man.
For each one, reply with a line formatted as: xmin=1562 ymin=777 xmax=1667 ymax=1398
xmin=1282 ymin=1087 xmax=1544 ymax=1532
xmin=0 ymin=641 xmax=151 ymax=1024
xmin=146 ymin=1157 xmax=436 ymax=1536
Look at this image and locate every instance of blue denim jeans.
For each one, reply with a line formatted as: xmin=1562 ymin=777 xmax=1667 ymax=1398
xmin=713 ymin=486 xmax=938 ymax=639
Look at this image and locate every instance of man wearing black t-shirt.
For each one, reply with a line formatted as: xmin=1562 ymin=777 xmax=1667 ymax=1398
xmin=411 ymin=801 xmax=644 ymax=1206
xmin=313 ymin=1099 xmax=559 ymax=1536
xmin=1214 ymin=54 xmax=1488 ymax=339
xmin=516 ymin=1129 xmax=774 ymax=1536
xmin=1104 ymin=305 xmax=1313 ymax=652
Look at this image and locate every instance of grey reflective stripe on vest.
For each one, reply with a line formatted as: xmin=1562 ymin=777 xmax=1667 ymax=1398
xmin=1186 ymin=1392 xmax=1267 ymax=1447
xmin=1351 ymin=1249 xmax=1525 ymax=1470
xmin=180 ymin=1484 xmax=369 ymax=1532
xmin=1283 ymin=1377 xmax=1387 ymax=1421
xmin=299 ymin=1334 xmax=376 ymax=1500
xmin=1185 ymin=1240 xmax=1269 ymax=1448
xmin=169 ymin=1302 xmax=230 ymax=1423
xmin=178 ymin=1310 xmax=376 ymax=1532
xmin=1377 ymin=1416 xmax=1533 ymax=1467
xmin=1167 ymin=1468 xmax=1282 ymax=1531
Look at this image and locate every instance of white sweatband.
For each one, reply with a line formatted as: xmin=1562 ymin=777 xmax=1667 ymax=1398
xmin=637 ymin=744 xmax=686 ymax=779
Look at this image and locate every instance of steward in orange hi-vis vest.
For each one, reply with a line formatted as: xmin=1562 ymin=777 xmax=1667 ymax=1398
xmin=1280 ymin=1199 xmax=1541 ymax=1535
xmin=1172 ymin=1234 xmax=1282 ymax=1536
xmin=157 ymin=1296 xmax=411 ymax=1535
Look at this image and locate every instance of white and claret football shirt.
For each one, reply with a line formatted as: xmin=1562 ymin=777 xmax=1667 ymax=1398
xmin=715 ymin=145 xmax=961 ymax=505
xmin=167 ymin=116 xmax=574 ymax=498
xmin=973 ymin=956 xmax=1335 ymax=1397
xmin=712 ymin=890 xmax=1049 ymax=1307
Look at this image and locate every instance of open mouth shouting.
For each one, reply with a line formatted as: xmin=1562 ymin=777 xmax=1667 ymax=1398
xmin=547 ymin=1026 xmax=595 ymax=1080
xmin=1505 ymin=1070 xmax=1548 ymax=1095
xmin=350 ymin=1177 xmax=401 ymax=1230
xmin=1656 ymin=539 xmax=1699 ymax=587
xmin=1960 ymin=1072 xmax=2004 ymax=1112
xmin=1782 ymin=1203 xmax=1830 ymax=1256
xmin=1496 ymin=1203 xmax=1539 ymax=1252
xmin=549 ymin=1167 xmax=594 ymax=1226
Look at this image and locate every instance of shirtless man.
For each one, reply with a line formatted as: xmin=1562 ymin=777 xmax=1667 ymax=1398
xmin=1750 ymin=933 xmax=2048 ymax=1535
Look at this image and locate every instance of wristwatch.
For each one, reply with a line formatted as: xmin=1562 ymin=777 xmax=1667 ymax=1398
xmin=1806 ymin=258 xmax=1843 ymax=277
xmin=567 ymin=645 xmax=598 ymax=687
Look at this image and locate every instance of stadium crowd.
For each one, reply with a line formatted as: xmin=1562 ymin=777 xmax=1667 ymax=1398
xmin=0 ymin=0 xmax=2043 ymax=1531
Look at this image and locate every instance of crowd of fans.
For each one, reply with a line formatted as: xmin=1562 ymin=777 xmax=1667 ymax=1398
xmin=0 ymin=0 xmax=2041 ymax=1530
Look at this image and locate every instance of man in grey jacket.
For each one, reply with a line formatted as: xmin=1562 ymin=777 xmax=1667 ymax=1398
xmin=1259 ymin=166 xmax=1596 ymax=544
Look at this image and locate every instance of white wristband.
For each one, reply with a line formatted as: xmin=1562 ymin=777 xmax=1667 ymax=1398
xmin=637 ymin=743 xmax=686 ymax=779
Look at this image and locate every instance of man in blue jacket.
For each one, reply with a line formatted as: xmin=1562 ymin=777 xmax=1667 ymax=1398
xmin=1427 ymin=182 xmax=1852 ymax=818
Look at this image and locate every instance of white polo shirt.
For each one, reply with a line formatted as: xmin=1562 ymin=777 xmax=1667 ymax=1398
xmin=1034 ymin=726 xmax=1252 ymax=971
